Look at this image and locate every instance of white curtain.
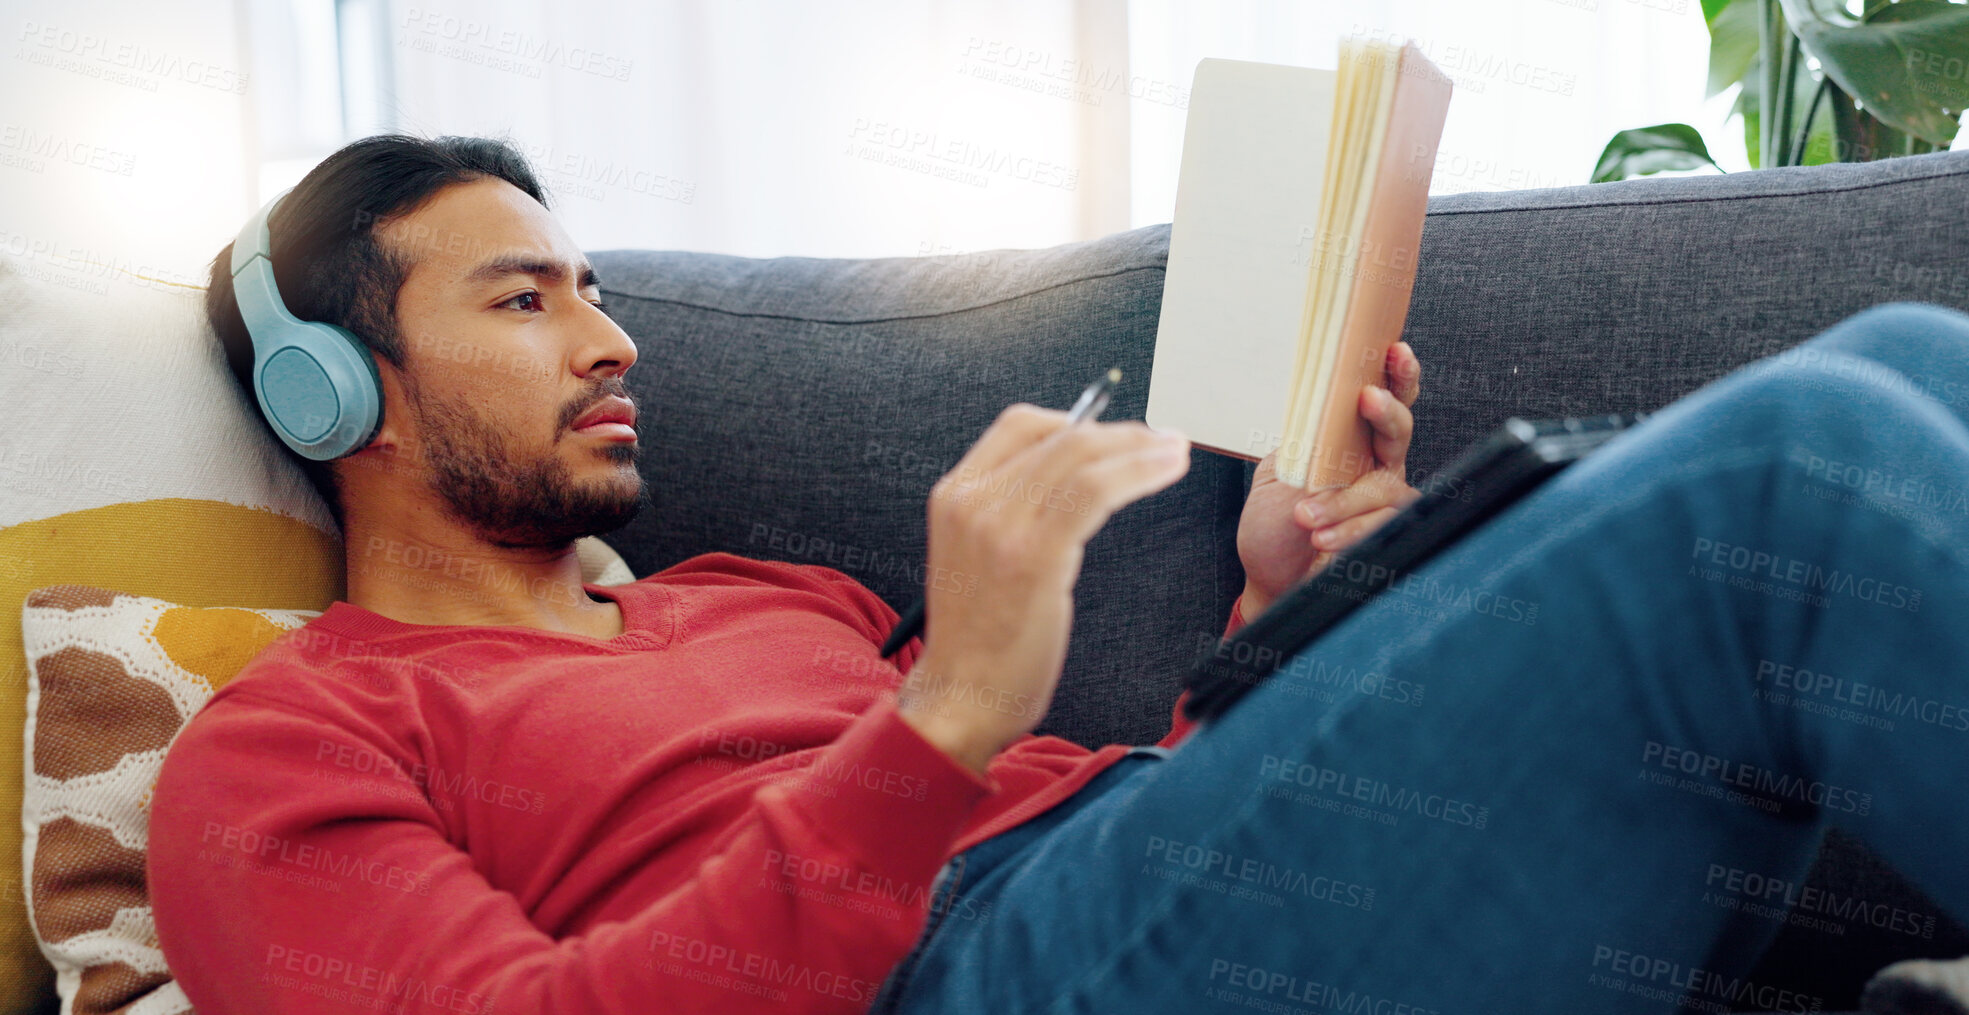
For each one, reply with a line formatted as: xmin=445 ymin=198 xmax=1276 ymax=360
xmin=0 ymin=0 xmax=256 ymax=291
xmin=251 ymin=0 xmax=1726 ymax=259
xmin=367 ymin=0 xmax=1130 ymax=258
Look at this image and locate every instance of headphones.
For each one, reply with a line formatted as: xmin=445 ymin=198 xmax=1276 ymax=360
xmin=229 ymin=190 xmax=384 ymax=461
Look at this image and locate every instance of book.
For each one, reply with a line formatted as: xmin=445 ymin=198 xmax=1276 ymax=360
xmin=1146 ymin=42 xmax=1453 ymax=489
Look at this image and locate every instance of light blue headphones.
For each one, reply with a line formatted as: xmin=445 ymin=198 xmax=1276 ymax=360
xmin=229 ymin=190 xmax=384 ymax=461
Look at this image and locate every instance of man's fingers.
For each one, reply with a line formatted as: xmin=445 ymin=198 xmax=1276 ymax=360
xmin=1003 ymin=418 xmax=1186 ymax=496
xmin=1295 ymin=471 xmax=1418 ymax=528
xmin=948 ymin=403 xmax=1072 ymax=480
xmin=1310 ymin=506 xmax=1401 ymax=552
xmin=1387 ymin=342 xmax=1421 ymax=407
xmin=1360 ymin=385 xmax=1414 ymax=473
xmin=940 ymin=419 xmax=1190 ymax=540
xmin=1034 ymin=434 xmax=1191 ymax=537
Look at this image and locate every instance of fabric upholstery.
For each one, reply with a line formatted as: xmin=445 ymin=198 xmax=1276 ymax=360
xmin=592 ymin=147 xmax=1969 ymax=750
xmin=589 ymin=147 xmax=1969 ymax=1011
xmin=592 ymin=230 xmax=1248 ymax=750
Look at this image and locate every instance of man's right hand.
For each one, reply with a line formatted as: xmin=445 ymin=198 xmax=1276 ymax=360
xmin=897 ymin=404 xmax=1192 ymax=774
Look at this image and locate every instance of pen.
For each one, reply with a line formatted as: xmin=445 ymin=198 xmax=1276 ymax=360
xmin=878 ymin=366 xmax=1123 ymax=659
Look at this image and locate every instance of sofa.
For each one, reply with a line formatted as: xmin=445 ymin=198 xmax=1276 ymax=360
xmin=6 ymin=145 xmax=1968 ymax=1013
xmin=584 ymin=146 xmax=1969 ymax=1012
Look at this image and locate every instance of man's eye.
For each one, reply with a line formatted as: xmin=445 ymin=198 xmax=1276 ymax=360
xmin=500 ymin=292 xmax=608 ymax=314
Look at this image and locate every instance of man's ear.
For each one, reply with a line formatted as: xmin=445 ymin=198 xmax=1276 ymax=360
xmin=341 ymin=351 xmax=414 ymax=480
xmin=369 ymin=352 xmax=409 ymax=447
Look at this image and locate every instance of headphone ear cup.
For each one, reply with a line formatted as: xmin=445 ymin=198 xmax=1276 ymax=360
xmin=231 ymin=190 xmax=384 ymax=463
xmin=253 ymin=321 xmax=384 ymax=461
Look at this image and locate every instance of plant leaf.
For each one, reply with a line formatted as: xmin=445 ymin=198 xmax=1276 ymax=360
xmin=1591 ymin=124 xmax=1724 ymax=183
xmin=1787 ymin=76 xmax=1842 ymax=163
xmin=1704 ymin=0 xmax=1736 ymax=25
xmin=1708 ymin=0 xmax=1764 ymax=96
xmin=1737 ymin=42 xmax=1873 ymax=166
xmin=1737 ymin=80 xmax=1764 ymax=167
xmin=1828 ymin=81 xmax=1911 ymax=161
xmin=1777 ymin=0 xmax=1969 ymax=145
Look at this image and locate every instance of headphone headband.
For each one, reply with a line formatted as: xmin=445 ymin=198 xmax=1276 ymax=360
xmin=230 ymin=191 xmax=280 ymax=278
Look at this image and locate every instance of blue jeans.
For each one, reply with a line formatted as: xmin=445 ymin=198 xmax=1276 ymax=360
xmin=871 ymin=303 xmax=1969 ymax=1015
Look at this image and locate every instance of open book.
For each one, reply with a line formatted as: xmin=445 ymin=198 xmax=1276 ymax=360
xmin=1147 ymin=42 xmax=1453 ymax=489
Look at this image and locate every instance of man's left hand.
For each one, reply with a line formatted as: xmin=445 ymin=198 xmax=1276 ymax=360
xmin=1235 ymin=341 xmax=1423 ymax=620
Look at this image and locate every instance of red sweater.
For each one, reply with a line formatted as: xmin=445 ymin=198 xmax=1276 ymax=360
xmin=149 ymin=552 xmax=1245 ymax=1014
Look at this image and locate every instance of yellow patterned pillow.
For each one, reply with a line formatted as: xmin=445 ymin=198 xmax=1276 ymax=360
xmin=21 ymin=586 xmax=321 ymax=1013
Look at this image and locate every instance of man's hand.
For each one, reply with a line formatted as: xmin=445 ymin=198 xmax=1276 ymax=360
xmin=898 ymin=406 xmax=1191 ymax=774
xmin=1235 ymin=342 xmax=1423 ymax=619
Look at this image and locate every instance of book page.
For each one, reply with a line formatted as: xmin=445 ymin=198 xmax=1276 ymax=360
xmin=1278 ymin=41 xmax=1367 ymax=481
xmin=1301 ymin=43 xmax=1453 ymax=488
xmin=1281 ymin=41 xmax=1401 ymax=489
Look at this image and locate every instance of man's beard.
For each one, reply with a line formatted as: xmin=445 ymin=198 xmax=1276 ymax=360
xmin=403 ymin=377 xmax=646 ymax=550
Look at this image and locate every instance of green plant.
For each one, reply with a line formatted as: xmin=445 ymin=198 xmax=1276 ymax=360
xmin=1592 ymin=0 xmax=1969 ymax=182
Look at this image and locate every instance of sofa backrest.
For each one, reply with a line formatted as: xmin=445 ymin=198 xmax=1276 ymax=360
xmin=1404 ymin=146 xmax=1969 ymax=481
xmin=594 ymin=146 xmax=1969 ymax=750
xmin=594 ymin=229 xmax=1225 ymax=748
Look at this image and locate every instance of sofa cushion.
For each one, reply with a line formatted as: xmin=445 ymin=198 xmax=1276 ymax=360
xmin=590 ymin=150 xmax=1969 ymax=756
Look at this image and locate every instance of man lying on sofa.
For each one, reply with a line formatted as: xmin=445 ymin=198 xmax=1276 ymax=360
xmin=151 ymin=133 xmax=1969 ymax=1015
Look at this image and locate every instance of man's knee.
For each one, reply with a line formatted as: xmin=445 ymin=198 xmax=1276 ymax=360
xmin=1695 ymin=343 xmax=1933 ymax=457
xmin=1720 ymin=303 xmax=1969 ymax=422
xmin=1832 ymin=300 xmax=1969 ymax=340
xmin=1802 ymin=302 xmax=1969 ymax=405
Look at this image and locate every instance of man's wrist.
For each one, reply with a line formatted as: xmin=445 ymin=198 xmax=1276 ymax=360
xmin=895 ymin=699 xmax=1000 ymax=776
xmin=895 ymin=652 xmax=1013 ymax=776
xmin=1238 ymin=584 xmax=1269 ymax=623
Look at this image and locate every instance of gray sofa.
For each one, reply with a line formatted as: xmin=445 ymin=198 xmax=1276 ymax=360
xmin=590 ymin=147 xmax=1969 ymax=1011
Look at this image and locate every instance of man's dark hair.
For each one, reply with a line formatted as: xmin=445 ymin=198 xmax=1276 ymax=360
xmin=205 ymin=134 xmax=550 ymax=527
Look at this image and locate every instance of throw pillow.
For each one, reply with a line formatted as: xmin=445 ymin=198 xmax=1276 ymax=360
xmin=22 ymin=586 xmax=319 ymax=1013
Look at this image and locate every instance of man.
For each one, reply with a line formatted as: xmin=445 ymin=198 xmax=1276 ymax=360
xmin=155 ymin=135 xmax=1969 ymax=1014
xmin=152 ymin=134 xmax=1421 ymax=1012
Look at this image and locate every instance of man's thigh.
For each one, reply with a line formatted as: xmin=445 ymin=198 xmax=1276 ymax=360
xmin=878 ymin=304 xmax=1969 ymax=1014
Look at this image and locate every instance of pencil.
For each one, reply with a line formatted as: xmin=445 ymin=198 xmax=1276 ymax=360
xmin=878 ymin=366 xmax=1123 ymax=660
